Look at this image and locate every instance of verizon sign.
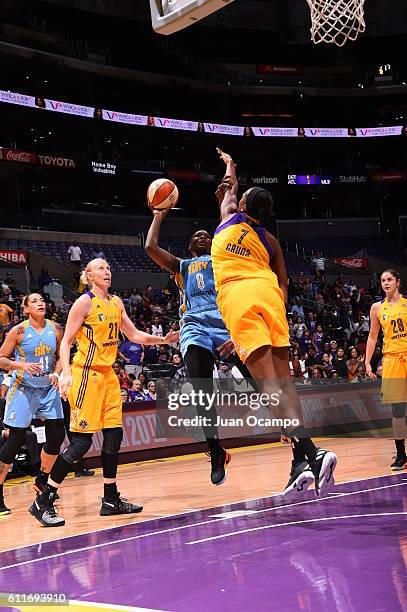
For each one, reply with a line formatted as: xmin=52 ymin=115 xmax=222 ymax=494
xmin=37 ymin=154 xmax=76 ymax=169
xmin=0 ymin=250 xmax=27 ymax=265
xmin=0 ymin=148 xmax=36 ymax=164
xmin=334 ymin=257 xmax=368 ymax=269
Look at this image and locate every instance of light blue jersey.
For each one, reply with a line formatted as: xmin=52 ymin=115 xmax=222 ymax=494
xmin=4 ymin=319 xmax=63 ymax=428
xmin=10 ymin=319 xmax=57 ymax=388
xmin=175 ymin=255 xmax=229 ymax=356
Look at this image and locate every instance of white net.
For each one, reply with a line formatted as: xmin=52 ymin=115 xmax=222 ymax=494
xmin=306 ymin=0 xmax=366 ymax=47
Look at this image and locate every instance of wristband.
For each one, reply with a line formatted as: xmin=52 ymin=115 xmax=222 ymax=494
xmin=49 ymin=372 xmax=60 ymax=380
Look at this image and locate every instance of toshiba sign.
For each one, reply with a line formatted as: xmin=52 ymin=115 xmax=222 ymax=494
xmin=37 ymin=155 xmax=76 ymax=169
xmin=0 ymin=250 xmax=27 ymax=265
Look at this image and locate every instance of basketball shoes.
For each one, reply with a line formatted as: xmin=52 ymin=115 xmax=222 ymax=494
xmin=283 ymin=460 xmax=315 ymax=500
xmin=0 ymin=496 xmax=11 ymax=515
xmin=208 ymin=447 xmax=231 ymax=486
xmin=311 ymin=449 xmax=337 ymax=497
xmin=99 ymin=493 xmax=143 ymax=516
xmin=391 ymin=455 xmax=407 ymax=470
xmin=29 ymin=491 xmax=65 ymax=527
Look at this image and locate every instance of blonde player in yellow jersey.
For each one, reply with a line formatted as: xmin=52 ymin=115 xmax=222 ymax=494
xmin=365 ymin=269 xmax=407 ymax=470
xmin=29 ymin=259 xmax=178 ymax=527
xmin=213 ymin=149 xmax=337 ymax=499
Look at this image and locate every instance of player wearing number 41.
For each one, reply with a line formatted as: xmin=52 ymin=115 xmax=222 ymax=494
xmin=29 ymin=259 xmax=178 ymax=527
xmin=0 ymin=294 xmax=66 ymax=515
xmin=213 ymin=148 xmax=337 ymax=499
xmin=365 ymin=269 xmax=407 ymax=470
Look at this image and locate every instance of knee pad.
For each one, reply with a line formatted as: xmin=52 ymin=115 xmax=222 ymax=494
xmin=0 ymin=427 xmax=28 ymax=464
xmin=62 ymin=432 xmax=93 ymax=464
xmin=392 ymin=403 xmax=407 ymax=419
xmin=43 ymin=419 xmax=65 ymax=455
xmin=102 ymin=427 xmax=123 ymax=455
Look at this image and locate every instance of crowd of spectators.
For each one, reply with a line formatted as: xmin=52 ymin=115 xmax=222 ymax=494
xmin=0 ymin=266 xmax=385 ymax=405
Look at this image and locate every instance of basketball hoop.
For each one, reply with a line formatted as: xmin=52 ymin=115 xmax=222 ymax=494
xmin=306 ymin=0 xmax=366 ymax=47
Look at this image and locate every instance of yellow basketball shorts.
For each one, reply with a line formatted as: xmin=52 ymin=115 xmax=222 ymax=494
xmin=216 ymin=278 xmax=290 ymax=363
xmin=68 ymin=365 xmax=122 ymax=433
xmin=381 ymin=353 xmax=407 ymax=404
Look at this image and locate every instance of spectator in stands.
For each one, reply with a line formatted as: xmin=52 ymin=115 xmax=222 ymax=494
xmin=293 ymin=316 xmax=307 ymax=339
xmin=112 ymin=361 xmax=132 ymax=389
xmin=158 ymin=345 xmax=171 ymax=366
xmin=120 ymin=388 xmax=129 ymax=404
xmin=67 ymin=241 xmax=82 ymax=267
xmin=329 ymin=340 xmax=338 ymax=360
xmin=4 ymin=315 xmax=20 ymax=334
xmin=346 ymin=347 xmax=365 ymax=381
xmin=146 ymin=381 xmax=156 ymax=400
xmin=38 ymin=268 xmax=52 ymax=292
xmin=129 ymin=380 xmax=148 ymax=402
xmin=152 ymin=316 xmax=163 ymax=337
xmin=118 ymin=339 xmax=143 ymax=377
xmin=0 ymin=302 xmax=13 ymax=342
xmin=138 ymin=373 xmax=149 ymax=394
xmin=312 ymin=253 xmax=326 ymax=278
xmin=306 ymin=312 xmax=317 ymax=334
xmin=5 ymin=273 xmax=16 ymax=292
xmin=298 ymin=329 xmax=315 ymax=354
xmin=129 ymin=288 xmax=142 ymax=310
xmin=305 ymin=347 xmax=319 ymax=374
xmin=216 ymin=361 xmax=235 ymax=393
xmin=143 ymin=285 xmax=154 ymax=302
xmin=60 ymin=295 xmax=73 ymax=317
xmin=291 ymin=298 xmax=305 ymax=320
xmin=169 ymin=353 xmax=183 ymax=377
xmin=319 ymin=353 xmax=333 ymax=377
xmin=92 ymin=246 xmax=106 ymax=260
xmin=310 ymin=369 xmax=324 ymax=385
xmin=370 ymin=345 xmax=382 ymax=374
xmin=332 ymin=347 xmax=348 ymax=378
xmin=142 ymin=342 xmax=159 ymax=365
xmin=312 ymin=324 xmax=326 ymax=353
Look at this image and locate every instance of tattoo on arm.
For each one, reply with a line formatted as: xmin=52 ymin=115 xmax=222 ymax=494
xmin=16 ymin=326 xmax=25 ymax=336
xmin=0 ymin=460 xmax=10 ymax=478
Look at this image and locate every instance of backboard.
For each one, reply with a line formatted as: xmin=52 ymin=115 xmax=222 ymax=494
xmin=149 ymin=0 xmax=235 ymax=35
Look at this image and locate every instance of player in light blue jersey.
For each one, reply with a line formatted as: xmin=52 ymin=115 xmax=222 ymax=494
xmin=0 ymin=294 xmax=65 ymax=517
xmin=146 ymin=207 xmax=239 ymax=486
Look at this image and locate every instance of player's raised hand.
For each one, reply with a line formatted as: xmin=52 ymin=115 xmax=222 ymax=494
xmin=59 ymin=372 xmax=73 ymax=400
xmin=21 ymin=362 xmax=43 ymax=376
xmin=152 ymin=206 xmax=171 ymax=219
xmin=216 ymin=148 xmax=236 ymax=166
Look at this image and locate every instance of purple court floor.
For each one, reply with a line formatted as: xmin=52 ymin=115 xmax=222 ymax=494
xmin=0 ymin=473 xmax=406 ymax=611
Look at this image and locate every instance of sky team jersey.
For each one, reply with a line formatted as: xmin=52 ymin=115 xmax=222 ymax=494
xmin=378 ymin=296 xmax=407 ymax=355
xmin=175 ymin=255 xmax=219 ymax=316
xmin=11 ymin=319 xmax=57 ymax=388
xmin=211 ymin=212 xmax=278 ymax=290
xmin=73 ymin=292 xmax=122 ymax=369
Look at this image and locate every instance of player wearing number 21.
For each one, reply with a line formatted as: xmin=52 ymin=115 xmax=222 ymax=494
xmin=29 ymin=259 xmax=178 ymax=527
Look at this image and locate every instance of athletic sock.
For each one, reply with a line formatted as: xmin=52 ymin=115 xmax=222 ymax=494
xmin=292 ymin=438 xmax=318 ymax=463
xmin=37 ymin=469 xmax=49 ymax=485
xmin=395 ymin=439 xmax=406 ymax=458
xmin=104 ymin=483 xmax=118 ymax=501
xmin=207 ymin=437 xmax=221 ymax=452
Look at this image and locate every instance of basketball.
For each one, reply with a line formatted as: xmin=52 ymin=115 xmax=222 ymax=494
xmin=147 ymin=178 xmax=179 ymax=211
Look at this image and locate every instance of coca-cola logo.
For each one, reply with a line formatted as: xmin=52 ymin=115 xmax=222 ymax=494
xmin=0 ymin=148 xmax=36 ymax=164
xmin=334 ymin=258 xmax=368 ymax=269
xmin=38 ymin=155 xmax=76 ymax=168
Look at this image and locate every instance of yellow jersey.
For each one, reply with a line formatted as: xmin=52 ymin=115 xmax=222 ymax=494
xmin=211 ymin=212 xmax=279 ymax=290
xmin=73 ymin=291 xmax=122 ymax=369
xmin=377 ymin=295 xmax=407 ymax=355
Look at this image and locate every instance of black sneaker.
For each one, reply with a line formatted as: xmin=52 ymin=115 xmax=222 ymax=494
xmin=99 ymin=494 xmax=143 ymax=516
xmin=311 ymin=449 xmax=337 ymax=498
xmin=33 ymin=477 xmax=60 ymax=500
xmin=29 ymin=492 xmax=65 ymax=527
xmin=0 ymin=497 xmax=11 ymax=515
xmin=283 ymin=460 xmax=315 ymax=500
xmin=75 ymin=468 xmax=95 ymax=477
xmin=391 ymin=456 xmax=407 ymax=471
xmin=208 ymin=447 xmax=231 ymax=486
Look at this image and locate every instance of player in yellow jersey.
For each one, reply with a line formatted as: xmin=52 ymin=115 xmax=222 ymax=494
xmin=213 ymin=149 xmax=337 ymax=499
xmin=29 ymin=259 xmax=178 ymax=527
xmin=365 ymin=269 xmax=407 ymax=470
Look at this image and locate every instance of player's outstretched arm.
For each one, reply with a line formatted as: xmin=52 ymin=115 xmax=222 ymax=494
xmin=365 ymin=302 xmax=381 ymax=378
xmin=145 ymin=208 xmax=181 ymax=274
xmin=216 ymin=148 xmax=239 ymax=220
xmin=0 ymin=326 xmax=42 ymax=375
xmin=119 ymin=301 xmax=179 ymax=346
